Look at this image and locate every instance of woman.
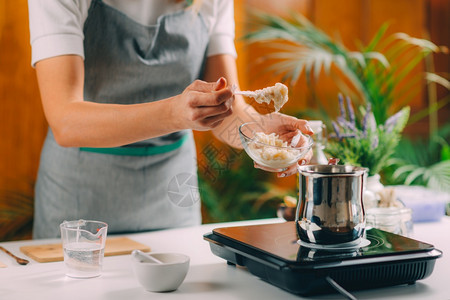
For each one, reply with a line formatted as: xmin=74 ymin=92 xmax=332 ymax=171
xmin=28 ymin=0 xmax=313 ymax=238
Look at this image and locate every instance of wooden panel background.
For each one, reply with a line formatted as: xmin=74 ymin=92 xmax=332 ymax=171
xmin=0 ymin=0 xmax=47 ymax=241
xmin=1 ymin=0 xmax=448 ymax=241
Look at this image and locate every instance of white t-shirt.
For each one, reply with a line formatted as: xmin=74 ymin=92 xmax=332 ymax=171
xmin=28 ymin=0 xmax=237 ymax=66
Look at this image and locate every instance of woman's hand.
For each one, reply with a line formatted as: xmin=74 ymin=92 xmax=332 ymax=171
xmin=171 ymin=77 xmax=234 ymax=131
xmin=35 ymin=55 xmax=235 ymax=148
xmin=253 ymin=113 xmax=314 ymax=177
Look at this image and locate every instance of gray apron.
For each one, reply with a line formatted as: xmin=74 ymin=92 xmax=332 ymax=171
xmin=33 ymin=0 xmax=208 ymax=238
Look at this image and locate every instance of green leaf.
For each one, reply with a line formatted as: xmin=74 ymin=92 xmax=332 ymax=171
xmin=426 ymin=160 xmax=450 ymax=193
xmin=365 ymin=22 xmax=390 ymax=52
xmin=404 ymin=167 xmax=426 ymax=185
xmin=408 ymin=95 xmax=450 ymax=125
xmin=393 ymin=106 xmax=410 ymax=133
xmin=313 ymin=53 xmax=324 ymax=81
xmin=393 ymin=33 xmax=441 ymax=52
xmin=441 ymin=145 xmax=450 ymax=161
xmin=364 ymin=52 xmax=390 ymax=68
xmin=425 ymin=73 xmax=450 ymax=90
xmin=348 ymin=52 xmax=366 ymax=68
xmin=392 ymin=165 xmax=417 ymax=179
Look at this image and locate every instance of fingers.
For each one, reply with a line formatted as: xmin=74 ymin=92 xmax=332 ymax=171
xmin=296 ymin=133 xmax=311 ymax=148
xmin=277 ymin=129 xmax=299 ymax=143
xmin=253 ymin=162 xmax=287 ymax=173
xmin=276 ymin=115 xmax=314 ymax=136
xmin=187 ymin=77 xmax=229 ymax=99
xmin=301 ymin=149 xmax=313 ymax=165
xmin=302 ymin=121 xmax=314 ymax=135
xmin=190 ymin=99 xmax=233 ymax=121
xmin=277 ymin=129 xmax=310 ymax=148
xmin=188 ymin=77 xmax=226 ymax=92
xmin=276 ymin=157 xmax=309 ymax=178
xmin=215 ymin=77 xmax=227 ymax=91
xmin=253 ymin=148 xmax=313 ymax=178
xmin=194 ymin=108 xmax=234 ymax=129
xmin=185 ymin=77 xmax=234 ymax=109
xmin=177 ymin=78 xmax=236 ymax=131
xmin=277 ymin=164 xmax=299 ymax=177
xmin=294 ymin=148 xmax=313 ymax=169
xmin=289 ymin=119 xmax=314 ymax=136
xmin=254 ymin=162 xmax=298 ymax=178
xmin=188 ymin=86 xmax=233 ymax=107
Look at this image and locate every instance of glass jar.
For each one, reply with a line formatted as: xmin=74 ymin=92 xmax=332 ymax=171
xmin=365 ymin=207 xmax=413 ymax=237
xmin=308 ymin=120 xmax=328 ymax=165
xmin=363 ymin=173 xmax=384 ymax=210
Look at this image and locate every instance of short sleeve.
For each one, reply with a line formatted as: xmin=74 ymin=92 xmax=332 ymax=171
xmin=28 ymin=0 xmax=89 ymax=67
xmin=206 ymin=0 xmax=237 ymax=58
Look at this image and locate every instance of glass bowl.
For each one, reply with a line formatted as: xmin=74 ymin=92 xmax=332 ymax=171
xmin=239 ymin=121 xmax=313 ymax=170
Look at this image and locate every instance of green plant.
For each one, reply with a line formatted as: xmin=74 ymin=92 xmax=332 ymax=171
xmin=384 ymin=125 xmax=450 ymax=193
xmin=245 ymin=11 xmax=449 ymax=176
xmin=0 ymin=178 xmax=34 ymax=241
xmin=245 ymin=11 xmax=448 ymax=126
xmin=197 ymin=140 xmax=291 ymax=223
xmin=325 ymin=95 xmax=409 ymax=176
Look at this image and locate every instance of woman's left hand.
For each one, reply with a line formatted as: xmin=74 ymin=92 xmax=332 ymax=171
xmin=253 ymin=113 xmax=314 ymax=177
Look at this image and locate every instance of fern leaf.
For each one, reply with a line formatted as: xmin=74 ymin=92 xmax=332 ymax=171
xmin=404 ymin=167 xmax=426 ymax=185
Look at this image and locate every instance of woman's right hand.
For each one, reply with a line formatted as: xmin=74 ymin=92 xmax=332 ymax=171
xmin=35 ymin=55 xmax=234 ymax=147
xmin=171 ymin=77 xmax=234 ymax=131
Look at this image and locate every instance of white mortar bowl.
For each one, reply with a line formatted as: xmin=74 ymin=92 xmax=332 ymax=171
xmin=131 ymin=252 xmax=190 ymax=292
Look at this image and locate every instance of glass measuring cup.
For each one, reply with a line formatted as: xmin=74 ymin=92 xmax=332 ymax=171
xmin=60 ymin=220 xmax=108 ymax=278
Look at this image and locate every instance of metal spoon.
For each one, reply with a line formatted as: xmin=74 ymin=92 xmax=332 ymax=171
xmin=0 ymin=246 xmax=29 ymax=265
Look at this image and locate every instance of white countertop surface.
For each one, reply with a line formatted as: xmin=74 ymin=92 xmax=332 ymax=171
xmin=1 ymin=217 xmax=449 ymax=300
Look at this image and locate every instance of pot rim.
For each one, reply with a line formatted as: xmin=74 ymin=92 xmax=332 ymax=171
xmin=297 ymin=165 xmax=367 ymax=177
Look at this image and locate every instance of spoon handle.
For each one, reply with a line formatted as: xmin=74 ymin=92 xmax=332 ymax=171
xmin=0 ymin=246 xmax=29 ymax=265
xmin=234 ymin=90 xmax=257 ymax=98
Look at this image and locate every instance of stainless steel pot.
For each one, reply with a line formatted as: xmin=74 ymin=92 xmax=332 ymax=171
xmin=296 ymin=165 xmax=367 ymax=245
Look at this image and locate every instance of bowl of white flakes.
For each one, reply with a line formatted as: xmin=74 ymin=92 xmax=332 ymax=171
xmin=239 ymin=121 xmax=313 ymax=170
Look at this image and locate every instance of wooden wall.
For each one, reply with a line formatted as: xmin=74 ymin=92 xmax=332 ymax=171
xmin=0 ymin=0 xmax=46 ymax=240
xmin=238 ymin=0 xmax=448 ymax=124
xmin=1 ymin=0 xmax=448 ymax=241
xmin=1 ymin=1 xmax=46 ymax=181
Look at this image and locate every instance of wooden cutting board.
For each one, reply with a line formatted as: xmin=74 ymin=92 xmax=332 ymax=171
xmin=20 ymin=237 xmax=150 ymax=263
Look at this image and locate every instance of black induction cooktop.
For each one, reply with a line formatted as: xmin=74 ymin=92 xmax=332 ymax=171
xmin=203 ymin=222 xmax=442 ymax=296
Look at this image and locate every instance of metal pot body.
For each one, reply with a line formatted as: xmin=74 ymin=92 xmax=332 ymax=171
xmin=296 ymin=165 xmax=367 ymax=245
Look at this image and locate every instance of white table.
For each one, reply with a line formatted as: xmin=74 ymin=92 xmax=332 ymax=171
xmin=1 ymin=217 xmax=449 ymax=300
